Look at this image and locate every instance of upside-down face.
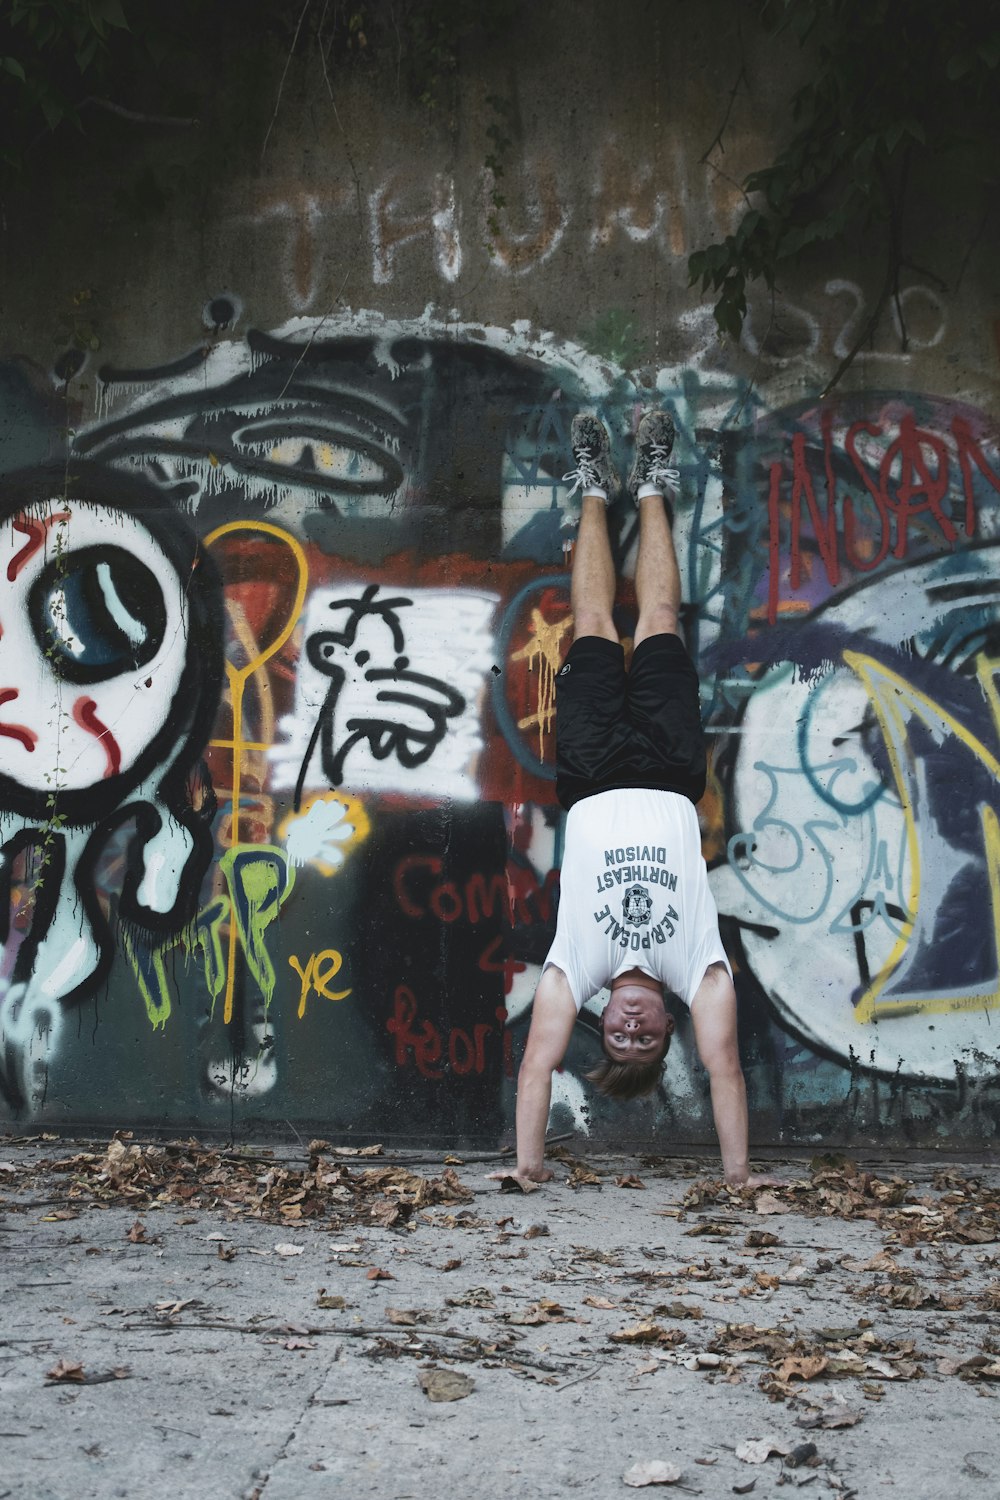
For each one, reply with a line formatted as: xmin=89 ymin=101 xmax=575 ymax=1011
xmin=600 ymin=968 xmax=674 ymax=1064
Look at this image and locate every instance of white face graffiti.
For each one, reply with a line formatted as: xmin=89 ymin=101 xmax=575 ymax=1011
xmin=0 ymin=500 xmax=189 ymax=795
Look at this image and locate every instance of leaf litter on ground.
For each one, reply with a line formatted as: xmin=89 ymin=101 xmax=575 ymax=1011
xmin=681 ymin=1157 xmax=1000 ymax=1248
xmin=2 ymin=1133 xmax=472 ymax=1229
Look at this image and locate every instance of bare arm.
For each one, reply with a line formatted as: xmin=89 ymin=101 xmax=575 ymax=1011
xmin=492 ymin=965 xmax=577 ymax=1184
xmin=690 ymin=964 xmax=754 ymax=1186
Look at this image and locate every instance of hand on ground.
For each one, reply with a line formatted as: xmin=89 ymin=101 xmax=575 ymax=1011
xmin=485 ymin=1166 xmax=554 ymax=1185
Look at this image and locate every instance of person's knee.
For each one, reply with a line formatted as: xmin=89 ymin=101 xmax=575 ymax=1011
xmin=635 ymin=602 xmax=679 ymax=641
xmin=573 ymin=608 xmax=617 ymax=643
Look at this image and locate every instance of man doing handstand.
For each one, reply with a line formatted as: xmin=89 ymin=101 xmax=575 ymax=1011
xmin=506 ymin=411 xmax=761 ymax=1188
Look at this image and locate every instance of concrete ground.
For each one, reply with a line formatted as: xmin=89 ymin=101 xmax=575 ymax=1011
xmin=2 ymin=1138 xmax=1000 ymax=1500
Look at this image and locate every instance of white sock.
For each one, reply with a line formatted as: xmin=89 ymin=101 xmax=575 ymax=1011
xmin=582 ymin=487 xmax=608 ymax=503
xmin=637 ymin=482 xmax=663 ymax=500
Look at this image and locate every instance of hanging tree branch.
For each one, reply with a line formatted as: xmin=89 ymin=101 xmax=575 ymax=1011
xmin=688 ymin=0 xmax=1000 ymax=391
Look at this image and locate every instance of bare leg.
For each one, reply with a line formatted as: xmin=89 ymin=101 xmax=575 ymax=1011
xmin=571 ymin=495 xmax=618 ymax=643
xmin=633 ymin=492 xmax=681 ymax=646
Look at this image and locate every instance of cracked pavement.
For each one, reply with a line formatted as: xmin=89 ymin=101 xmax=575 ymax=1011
xmin=3 ymin=1140 xmax=1000 ymax=1498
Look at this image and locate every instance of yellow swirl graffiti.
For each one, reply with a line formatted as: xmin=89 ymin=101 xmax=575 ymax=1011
xmin=845 ymin=650 xmax=1000 ymax=1022
xmin=203 ymin=521 xmax=309 ymax=1023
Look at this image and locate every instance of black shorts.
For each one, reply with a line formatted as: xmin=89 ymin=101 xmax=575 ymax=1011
xmin=554 ymin=634 xmax=706 ymax=811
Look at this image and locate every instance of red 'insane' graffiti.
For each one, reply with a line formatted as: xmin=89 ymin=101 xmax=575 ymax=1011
xmin=766 ymin=405 xmax=1000 ymax=622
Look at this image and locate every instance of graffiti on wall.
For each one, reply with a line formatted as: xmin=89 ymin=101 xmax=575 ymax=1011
xmin=0 ymin=464 xmax=222 ymax=1108
xmin=2 ymin=310 xmax=1000 ymax=1142
xmin=710 ymin=394 xmax=1000 ymax=1087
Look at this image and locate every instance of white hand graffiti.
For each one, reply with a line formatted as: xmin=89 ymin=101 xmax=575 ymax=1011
xmin=284 ymin=797 xmax=355 ymax=870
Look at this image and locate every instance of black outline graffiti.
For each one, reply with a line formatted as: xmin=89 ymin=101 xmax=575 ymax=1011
xmin=293 ymin=583 xmax=467 ymax=809
xmin=0 ymin=464 xmax=223 ymax=1108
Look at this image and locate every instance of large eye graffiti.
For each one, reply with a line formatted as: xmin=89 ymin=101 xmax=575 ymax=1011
xmin=28 ymin=546 xmax=167 ymax=684
xmin=0 ymin=490 xmax=204 ymax=806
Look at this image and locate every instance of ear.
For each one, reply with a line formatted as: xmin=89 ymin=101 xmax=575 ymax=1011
xmin=663 ymin=1012 xmax=676 ymax=1037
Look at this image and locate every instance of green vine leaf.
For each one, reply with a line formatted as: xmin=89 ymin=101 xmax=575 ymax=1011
xmin=689 ymin=0 xmax=1000 ymax=387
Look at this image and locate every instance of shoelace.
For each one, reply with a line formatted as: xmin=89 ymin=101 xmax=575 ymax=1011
xmin=642 ymin=440 xmax=680 ymax=491
xmin=562 ymin=446 xmax=604 ymax=498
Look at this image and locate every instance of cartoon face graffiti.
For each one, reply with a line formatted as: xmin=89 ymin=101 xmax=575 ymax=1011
xmin=0 ymin=465 xmax=223 ymax=1109
xmin=0 ymin=466 xmax=222 ymax=826
xmin=1 ymin=503 xmax=184 ymax=810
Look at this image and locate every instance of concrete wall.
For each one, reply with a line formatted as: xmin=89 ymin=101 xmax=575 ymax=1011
xmin=1 ymin=0 xmax=998 ymax=1147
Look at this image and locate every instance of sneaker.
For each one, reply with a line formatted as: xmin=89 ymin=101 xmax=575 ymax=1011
xmin=627 ymin=410 xmax=679 ymax=503
xmin=563 ymin=414 xmax=621 ymax=501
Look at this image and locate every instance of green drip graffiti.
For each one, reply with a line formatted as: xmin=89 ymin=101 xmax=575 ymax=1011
xmin=124 ymin=846 xmax=296 ymax=1026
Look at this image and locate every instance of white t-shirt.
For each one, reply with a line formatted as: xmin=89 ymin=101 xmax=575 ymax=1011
xmin=544 ymin=787 xmax=731 ymax=1012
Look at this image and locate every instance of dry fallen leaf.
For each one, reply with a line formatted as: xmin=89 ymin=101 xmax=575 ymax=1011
xmin=567 ymin=1164 xmax=603 ymax=1188
xmin=283 ymin=1337 xmax=316 ymax=1350
xmin=386 ymin=1307 xmax=437 ymax=1326
xmin=775 ymin=1355 xmax=828 ymax=1383
xmin=126 ymin=1220 xmax=150 ymax=1244
xmin=622 ymin=1460 xmax=682 ymax=1487
xmin=498 ymin=1175 xmax=540 ymax=1194
xmin=154 ymin=1298 xmax=200 ymax=1318
xmin=616 ymin=1175 xmax=647 ymax=1190
xmin=44 ymin=1360 xmax=129 ymax=1386
xmin=504 ymin=1299 xmax=574 ymax=1326
xmin=446 ymin=1287 xmax=495 ymax=1308
xmin=610 ymin=1322 xmax=685 ymax=1347
xmin=879 ymin=1282 xmax=940 ymax=1309
xmin=653 ymin=1302 xmax=704 ymax=1321
xmin=369 ymin=1199 xmax=410 ymax=1229
xmin=316 ymin=1292 xmax=347 ymax=1310
xmin=584 ymin=1296 xmax=617 ymax=1310
xmin=797 ymin=1400 xmax=864 ymax=1430
xmin=735 ymin=1437 xmax=792 ymax=1465
xmin=274 ymin=1243 xmax=305 ymax=1257
xmin=754 ymin=1193 xmax=784 ymax=1216
xmin=366 ymin=1266 xmax=394 ymax=1281
xmin=745 ymin=1231 xmax=780 ymax=1248
xmin=418 ymin=1367 xmax=474 ymax=1402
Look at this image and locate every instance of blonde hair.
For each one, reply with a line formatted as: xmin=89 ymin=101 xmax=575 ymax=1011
xmin=585 ymin=1048 xmax=667 ymax=1100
